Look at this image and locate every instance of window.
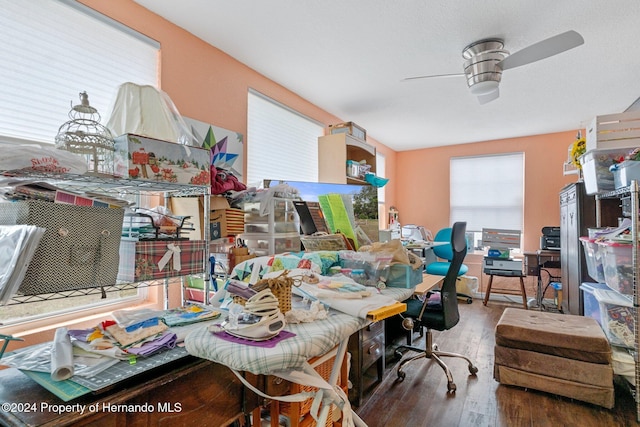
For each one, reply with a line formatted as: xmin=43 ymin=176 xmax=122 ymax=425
xmin=247 ymin=89 xmax=324 ymax=186
xmin=450 ymin=153 xmax=524 ymax=248
xmin=0 ymin=0 xmax=159 ymax=324
xmin=0 ymin=0 xmax=159 ymax=144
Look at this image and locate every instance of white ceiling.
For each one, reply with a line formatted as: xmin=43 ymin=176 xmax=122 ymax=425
xmin=134 ymin=0 xmax=640 ymax=151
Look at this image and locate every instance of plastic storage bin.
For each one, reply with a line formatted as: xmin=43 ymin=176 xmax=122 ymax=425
xmin=579 ymin=148 xmax=630 ymax=195
xmin=597 ymin=240 xmax=634 ymax=295
xmin=238 ymin=232 xmax=301 ymax=256
xmin=581 ymin=282 xmax=613 ymax=327
xmin=243 ymin=198 xmax=299 ymax=234
xmin=386 ymin=264 xmax=424 ymax=288
xmin=610 ymin=160 xmax=640 ymax=190
xmin=593 ymin=288 xmax=634 ymax=349
xmin=579 ymin=236 xmax=606 ymax=283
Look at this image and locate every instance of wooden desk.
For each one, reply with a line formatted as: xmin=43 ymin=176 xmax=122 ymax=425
xmin=414 ymin=273 xmax=445 ymax=296
xmin=0 ymin=357 xmax=258 ymax=427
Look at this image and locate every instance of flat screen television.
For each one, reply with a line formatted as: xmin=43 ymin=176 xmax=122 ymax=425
xmin=264 ymin=179 xmax=379 ymax=246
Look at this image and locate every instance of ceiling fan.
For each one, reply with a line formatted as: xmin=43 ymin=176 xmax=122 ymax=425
xmin=405 ymin=30 xmax=584 ymax=104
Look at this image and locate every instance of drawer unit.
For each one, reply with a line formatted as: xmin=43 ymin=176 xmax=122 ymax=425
xmin=241 ymin=197 xmax=300 ymax=255
xmin=348 ymin=320 xmax=385 ymax=406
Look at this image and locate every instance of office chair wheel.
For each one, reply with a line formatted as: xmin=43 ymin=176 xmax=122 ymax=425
xmin=465 ymin=297 xmax=473 ymax=304
xmin=447 ymin=381 xmax=456 ymax=393
xmin=394 ymin=349 xmax=404 ymax=360
xmin=397 ymin=370 xmax=406 ymax=381
xmin=469 ymin=364 xmax=479 ymax=375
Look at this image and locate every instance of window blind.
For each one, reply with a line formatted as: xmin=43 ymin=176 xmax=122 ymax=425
xmin=247 ymin=90 xmax=323 ymax=186
xmin=0 ymin=0 xmax=159 ymax=144
xmin=450 ymin=153 xmax=524 ymax=232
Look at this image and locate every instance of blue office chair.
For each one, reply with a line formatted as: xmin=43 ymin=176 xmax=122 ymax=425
xmin=426 ymin=227 xmax=472 ymax=303
xmin=395 ymin=222 xmax=478 ymax=392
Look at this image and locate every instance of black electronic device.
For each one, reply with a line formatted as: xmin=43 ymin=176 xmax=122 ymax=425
xmin=541 ymin=226 xmax=560 ymax=237
xmin=541 ymin=226 xmax=561 ymax=250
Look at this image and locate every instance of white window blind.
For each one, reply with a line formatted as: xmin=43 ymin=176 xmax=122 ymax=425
xmin=450 ymin=153 xmax=524 ymax=232
xmin=0 ymin=0 xmax=159 ymax=144
xmin=247 ymin=90 xmax=322 ymax=186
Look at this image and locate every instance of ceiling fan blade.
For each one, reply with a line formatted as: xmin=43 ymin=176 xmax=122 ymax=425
xmin=497 ymin=30 xmax=584 ymax=71
xmin=478 ymin=88 xmax=499 ymax=105
xmin=402 ymin=72 xmax=464 ymax=82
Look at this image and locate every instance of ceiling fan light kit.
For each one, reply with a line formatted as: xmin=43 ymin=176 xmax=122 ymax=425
xmin=463 ymin=39 xmax=508 ymax=96
xmin=405 ymin=30 xmax=584 ymax=104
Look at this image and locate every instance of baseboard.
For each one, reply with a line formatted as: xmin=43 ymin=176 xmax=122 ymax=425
xmin=470 ymin=291 xmax=558 ymax=308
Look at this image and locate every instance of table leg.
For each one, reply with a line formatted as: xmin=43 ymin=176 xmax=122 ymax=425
xmin=483 ymin=275 xmax=494 ymax=306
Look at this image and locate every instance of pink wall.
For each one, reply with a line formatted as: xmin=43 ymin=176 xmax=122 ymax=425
xmin=396 ymin=130 xmax=579 ymax=251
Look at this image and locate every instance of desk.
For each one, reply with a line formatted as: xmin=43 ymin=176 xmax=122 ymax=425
xmin=523 ymin=250 xmax=561 ymax=311
xmin=413 ymin=274 xmax=445 ymax=296
xmin=0 ymin=357 xmax=257 ymax=427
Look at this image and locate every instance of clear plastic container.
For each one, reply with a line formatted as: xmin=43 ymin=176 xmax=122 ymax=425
xmin=597 ymin=240 xmax=634 ymax=295
xmin=237 ymin=232 xmax=301 ymax=256
xmin=580 ymin=282 xmax=611 ymax=326
xmin=579 ymin=236 xmax=606 ymax=283
xmin=593 ymin=288 xmax=634 ymax=349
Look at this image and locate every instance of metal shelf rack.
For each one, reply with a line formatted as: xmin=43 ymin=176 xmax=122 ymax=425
xmin=596 ymin=181 xmax=639 ymax=421
xmin=0 ymin=169 xmax=211 ymax=306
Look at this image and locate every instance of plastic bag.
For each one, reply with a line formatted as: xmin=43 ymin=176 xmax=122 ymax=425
xmin=105 ymin=82 xmax=198 ymax=146
xmin=0 ymin=143 xmax=88 ymax=175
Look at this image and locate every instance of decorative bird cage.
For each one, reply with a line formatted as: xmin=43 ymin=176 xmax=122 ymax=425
xmin=55 ymin=92 xmax=115 ymax=176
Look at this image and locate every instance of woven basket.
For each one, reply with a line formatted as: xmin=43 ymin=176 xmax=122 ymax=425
xmin=278 ymin=352 xmax=343 ymax=426
xmin=252 ymin=270 xmax=297 ymax=313
xmin=231 ymin=295 xmax=246 ymax=306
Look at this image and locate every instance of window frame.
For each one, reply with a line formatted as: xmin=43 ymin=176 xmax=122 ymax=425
xmin=450 ymin=152 xmax=525 ymax=250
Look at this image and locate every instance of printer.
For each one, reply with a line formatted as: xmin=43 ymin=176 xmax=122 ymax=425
xmin=481 ymin=228 xmax=523 ymax=276
xmin=540 ymin=226 xmax=561 ymax=250
xmin=483 ymin=255 xmax=523 ymax=276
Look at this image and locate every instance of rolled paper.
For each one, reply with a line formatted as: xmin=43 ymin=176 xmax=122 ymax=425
xmin=50 ymin=327 xmax=74 ymax=381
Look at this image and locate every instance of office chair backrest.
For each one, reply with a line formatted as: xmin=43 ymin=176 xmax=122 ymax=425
xmin=440 ymin=222 xmax=467 ymax=329
xmin=432 ymin=227 xmax=454 ymax=261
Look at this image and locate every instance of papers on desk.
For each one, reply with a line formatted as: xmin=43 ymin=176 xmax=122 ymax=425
xmin=0 ymin=329 xmax=120 ymax=379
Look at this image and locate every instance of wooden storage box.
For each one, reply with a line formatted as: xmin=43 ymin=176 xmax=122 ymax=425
xmin=586 ymin=111 xmax=640 ymax=151
xmin=329 ymin=121 xmax=366 ymax=141
xmin=118 ymin=239 xmax=206 ymax=282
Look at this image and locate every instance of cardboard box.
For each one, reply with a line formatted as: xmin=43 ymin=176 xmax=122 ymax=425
xmin=329 ymin=121 xmax=366 ymax=141
xmin=209 ymin=196 xmax=244 ymax=238
xmin=113 ymin=134 xmax=211 ymax=185
xmin=117 ymin=239 xmax=207 ymax=282
xmin=210 ymin=208 xmax=244 ymax=238
xmin=169 ymin=196 xmax=244 ymax=240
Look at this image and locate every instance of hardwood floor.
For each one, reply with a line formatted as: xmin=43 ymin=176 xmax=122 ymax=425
xmin=354 ymin=300 xmax=639 ymax=427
